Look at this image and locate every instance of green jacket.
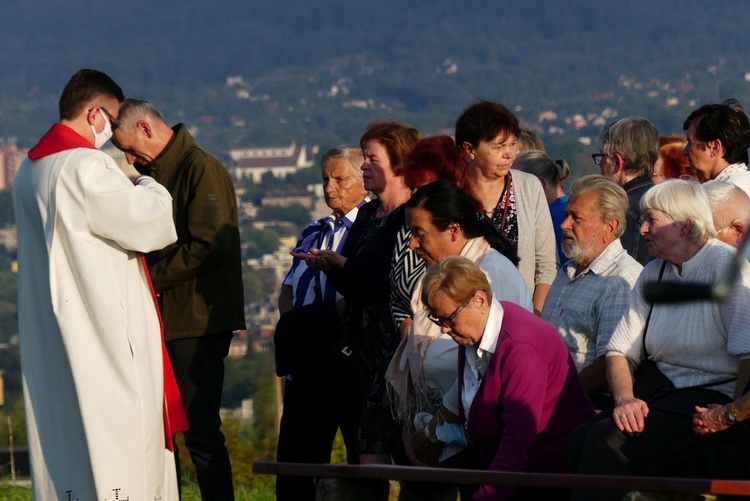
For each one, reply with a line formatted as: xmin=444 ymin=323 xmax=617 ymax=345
xmin=138 ymin=124 xmax=246 ymax=340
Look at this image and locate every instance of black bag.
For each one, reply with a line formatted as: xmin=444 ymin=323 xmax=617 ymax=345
xmin=632 ymin=359 xmax=676 ymax=402
xmin=273 ymin=301 xmax=352 ymax=377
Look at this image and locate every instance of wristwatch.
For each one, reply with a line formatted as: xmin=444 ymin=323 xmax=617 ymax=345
xmin=723 ymin=403 xmax=738 ymax=426
xmin=423 ymin=425 xmax=438 ymax=444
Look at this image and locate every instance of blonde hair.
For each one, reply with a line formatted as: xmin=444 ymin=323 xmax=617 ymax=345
xmin=421 ymin=256 xmax=492 ymax=310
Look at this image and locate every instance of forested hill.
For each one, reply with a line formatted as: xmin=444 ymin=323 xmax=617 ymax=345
xmin=2 ymin=0 xmax=750 ymax=154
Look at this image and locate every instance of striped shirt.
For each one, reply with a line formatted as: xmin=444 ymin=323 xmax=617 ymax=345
xmin=283 ymin=199 xmax=368 ymax=308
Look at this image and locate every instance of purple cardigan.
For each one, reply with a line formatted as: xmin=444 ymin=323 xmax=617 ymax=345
xmin=459 ymin=301 xmax=595 ymax=500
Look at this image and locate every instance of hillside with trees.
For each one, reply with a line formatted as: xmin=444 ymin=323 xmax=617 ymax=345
xmin=1 ymin=0 xmax=749 ymax=165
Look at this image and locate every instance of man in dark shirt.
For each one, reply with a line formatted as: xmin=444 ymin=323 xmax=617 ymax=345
xmin=592 ymin=116 xmax=659 ymax=265
xmin=113 ymin=98 xmax=246 ymax=501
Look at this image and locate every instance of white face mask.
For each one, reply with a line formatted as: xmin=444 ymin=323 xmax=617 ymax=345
xmin=91 ymin=109 xmax=113 ymax=149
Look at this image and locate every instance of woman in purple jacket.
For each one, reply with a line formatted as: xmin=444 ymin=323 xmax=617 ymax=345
xmin=414 ymin=256 xmax=595 ymax=500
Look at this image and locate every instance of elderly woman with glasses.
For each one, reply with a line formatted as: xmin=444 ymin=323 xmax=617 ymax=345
xmin=566 ymin=179 xmax=750 ymax=500
xmin=385 ymin=180 xmax=532 ymax=469
xmin=414 ymin=256 xmax=594 ymax=501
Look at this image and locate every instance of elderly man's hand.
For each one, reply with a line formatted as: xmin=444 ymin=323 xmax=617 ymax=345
xmin=290 ymin=248 xmax=346 ymax=270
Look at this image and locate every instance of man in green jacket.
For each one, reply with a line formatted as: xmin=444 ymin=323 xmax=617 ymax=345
xmin=113 ymin=99 xmax=246 ymax=500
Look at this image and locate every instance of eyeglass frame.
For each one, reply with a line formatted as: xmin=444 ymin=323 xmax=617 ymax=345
xmin=427 ymin=297 xmax=471 ymax=328
xmin=90 ymin=106 xmax=120 ymax=132
xmin=591 ymin=153 xmax=608 ymax=166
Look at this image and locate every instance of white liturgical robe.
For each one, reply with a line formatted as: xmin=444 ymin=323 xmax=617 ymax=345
xmin=13 ymin=123 xmax=181 ymax=500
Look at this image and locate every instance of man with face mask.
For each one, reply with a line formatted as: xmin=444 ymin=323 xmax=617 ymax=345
xmin=12 ymin=69 xmax=185 ymax=499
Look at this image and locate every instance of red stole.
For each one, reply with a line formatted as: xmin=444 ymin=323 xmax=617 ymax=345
xmin=139 ymin=255 xmax=189 ymax=451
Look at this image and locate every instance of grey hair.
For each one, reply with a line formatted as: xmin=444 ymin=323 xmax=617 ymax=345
xmin=320 ymin=146 xmax=364 ymax=182
xmin=599 ymin=116 xmax=659 ymax=177
xmin=703 ymin=180 xmax=750 ymax=231
xmin=116 ymin=98 xmax=165 ymax=133
xmin=568 ymin=174 xmax=629 ymax=238
xmin=640 ymin=179 xmax=717 ymax=241
xmin=512 ymin=149 xmax=569 ymax=189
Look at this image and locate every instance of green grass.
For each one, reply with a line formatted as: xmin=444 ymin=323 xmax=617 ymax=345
xmin=0 ymin=482 xmax=32 ymax=500
xmin=180 ymin=480 xmax=275 ymax=500
xmin=0 ymin=480 xmax=274 ymax=501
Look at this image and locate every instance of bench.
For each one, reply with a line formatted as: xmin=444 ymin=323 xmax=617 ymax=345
xmin=253 ymin=461 xmax=750 ymax=498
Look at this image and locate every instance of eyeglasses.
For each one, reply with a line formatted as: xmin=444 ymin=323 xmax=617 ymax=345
xmin=101 ymin=107 xmax=121 ymax=132
xmin=92 ymin=106 xmax=120 ymax=132
xmin=591 ymin=153 xmax=608 ymax=166
xmin=427 ymin=298 xmax=470 ymax=328
xmin=716 ymin=221 xmax=738 ymax=234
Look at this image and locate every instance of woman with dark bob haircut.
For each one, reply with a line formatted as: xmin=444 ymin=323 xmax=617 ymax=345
xmin=456 ymin=101 xmax=557 ymax=315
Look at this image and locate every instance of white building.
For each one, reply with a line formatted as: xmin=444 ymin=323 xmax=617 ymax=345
xmin=229 ymin=141 xmax=315 ymax=183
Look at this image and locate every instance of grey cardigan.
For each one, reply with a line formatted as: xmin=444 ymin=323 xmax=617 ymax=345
xmin=509 ymin=169 xmax=558 ymax=292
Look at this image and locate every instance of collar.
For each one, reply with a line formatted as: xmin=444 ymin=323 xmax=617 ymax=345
xmin=564 ymin=239 xmax=626 ymax=279
xmin=137 ymin=123 xmax=194 ymax=185
xmin=475 ymin=299 xmax=504 ymax=358
xmin=622 ymin=175 xmax=653 ymax=193
xmin=336 ymin=196 xmax=371 ymax=229
xmin=715 ymin=163 xmax=749 ymax=181
xmin=28 ymin=123 xmax=95 ymax=160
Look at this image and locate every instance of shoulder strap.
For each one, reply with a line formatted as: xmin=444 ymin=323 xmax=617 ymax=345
xmin=642 ymin=260 xmax=668 ymax=358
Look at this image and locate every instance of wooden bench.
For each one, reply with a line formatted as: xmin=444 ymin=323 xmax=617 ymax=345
xmin=253 ymin=461 xmax=750 ymax=498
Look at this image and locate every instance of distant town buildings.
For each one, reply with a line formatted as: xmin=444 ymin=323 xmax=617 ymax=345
xmin=229 ymin=141 xmax=315 ymax=182
xmin=260 ymin=189 xmax=314 ymax=209
xmin=0 ymin=144 xmax=27 ymax=189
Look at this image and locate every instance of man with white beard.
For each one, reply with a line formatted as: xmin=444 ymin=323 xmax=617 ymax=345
xmin=541 ymin=175 xmax=643 ymax=409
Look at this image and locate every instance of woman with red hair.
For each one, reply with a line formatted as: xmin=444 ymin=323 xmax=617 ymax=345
xmin=390 ymin=135 xmax=468 ymax=338
xmin=653 ymin=134 xmax=700 ymax=183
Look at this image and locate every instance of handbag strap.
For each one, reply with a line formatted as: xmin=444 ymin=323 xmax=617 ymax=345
xmin=642 ymin=260 xmax=737 ymax=392
xmin=642 ymin=260 xmax=668 ymax=358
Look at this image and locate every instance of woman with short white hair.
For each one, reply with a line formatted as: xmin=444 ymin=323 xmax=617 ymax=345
xmin=566 ymin=179 xmax=750 ymax=499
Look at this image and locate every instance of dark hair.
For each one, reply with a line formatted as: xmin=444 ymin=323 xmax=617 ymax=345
xmin=455 ymin=100 xmax=520 ymax=148
xmin=359 ymin=118 xmax=422 ymax=176
xmin=403 ymin=135 xmax=468 ymax=190
xmin=406 ymin=179 xmax=519 ymax=265
xmin=683 ymin=98 xmax=750 ymax=165
xmin=58 ymin=69 xmax=124 ymax=121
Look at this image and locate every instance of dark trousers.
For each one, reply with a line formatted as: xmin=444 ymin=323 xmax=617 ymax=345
xmin=168 ymin=332 xmax=234 ymax=501
xmin=564 ymin=388 xmax=733 ymax=501
xmin=275 ymin=358 xmax=362 ymax=501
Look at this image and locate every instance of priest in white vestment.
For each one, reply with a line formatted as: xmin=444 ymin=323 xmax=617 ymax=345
xmin=12 ymin=69 xmax=185 ymax=500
